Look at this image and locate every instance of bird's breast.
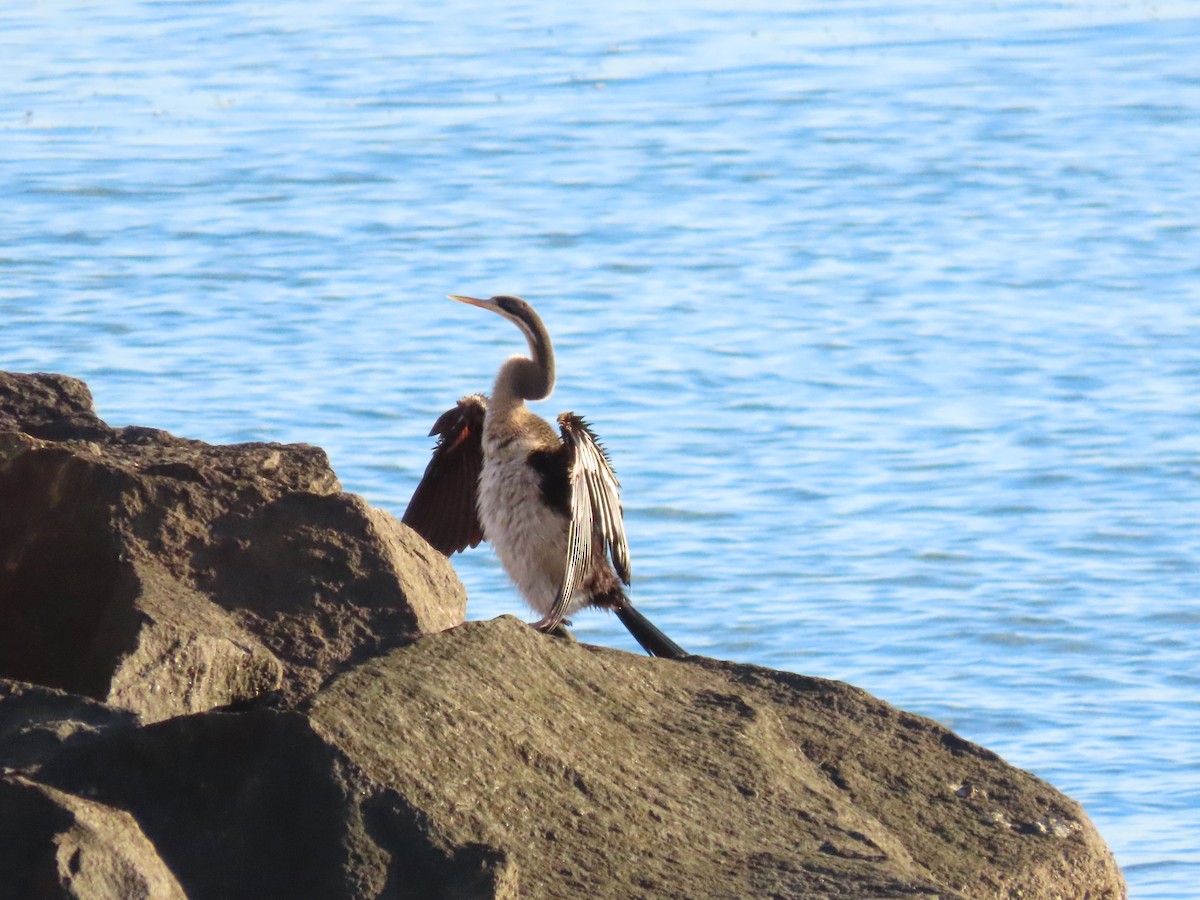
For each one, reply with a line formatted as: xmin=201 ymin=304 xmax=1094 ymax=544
xmin=478 ymin=430 xmax=570 ymax=616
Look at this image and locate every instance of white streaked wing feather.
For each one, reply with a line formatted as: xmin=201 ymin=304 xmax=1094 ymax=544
xmin=545 ymin=444 xmax=592 ymax=631
xmin=563 ymin=413 xmax=629 ymax=581
xmin=580 ymin=436 xmax=628 ymax=582
xmin=543 ymin=413 xmax=630 ymax=633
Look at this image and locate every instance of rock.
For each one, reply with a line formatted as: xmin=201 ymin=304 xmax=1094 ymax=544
xmin=3 ymin=618 xmax=1125 ymax=899
xmin=0 ymin=371 xmax=1127 ymax=898
xmin=0 ymin=680 xmax=137 ymax=770
xmin=0 ymin=775 xmax=186 ymax=899
xmin=8 ymin=679 xmax=514 ymax=900
xmin=0 ymin=371 xmax=466 ymax=721
xmin=0 ymin=371 xmax=108 ymax=442
xmin=308 ymin=617 xmax=1125 ymax=899
xmin=29 ymin=702 xmax=381 ymax=898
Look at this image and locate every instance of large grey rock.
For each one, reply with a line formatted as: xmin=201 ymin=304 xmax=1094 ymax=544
xmin=0 ymin=371 xmax=466 ymax=721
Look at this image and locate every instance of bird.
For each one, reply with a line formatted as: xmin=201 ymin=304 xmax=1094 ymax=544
xmin=402 ymin=294 xmax=686 ymax=659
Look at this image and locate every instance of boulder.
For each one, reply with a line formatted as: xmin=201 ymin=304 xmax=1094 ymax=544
xmin=309 ymin=617 xmax=1124 ymax=899
xmin=2 ymin=620 xmax=1125 ymax=899
xmin=0 ymin=679 xmax=137 ymax=770
xmin=0 ymin=371 xmax=465 ymax=721
xmin=0 ymin=371 xmax=1126 ymax=898
xmin=0 ymin=775 xmax=186 ymax=900
xmin=3 ymin=676 xmax=515 ymax=900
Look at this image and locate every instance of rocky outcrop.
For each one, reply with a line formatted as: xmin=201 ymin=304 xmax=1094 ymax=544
xmin=0 ymin=372 xmax=465 ymax=721
xmin=0 ymin=371 xmax=1126 ymax=898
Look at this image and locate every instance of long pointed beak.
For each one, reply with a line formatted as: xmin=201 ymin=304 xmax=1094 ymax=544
xmin=447 ymin=294 xmax=499 ymax=312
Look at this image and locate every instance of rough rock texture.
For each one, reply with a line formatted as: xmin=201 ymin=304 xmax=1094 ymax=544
xmin=309 ymin=618 xmax=1123 ymax=899
xmin=0 ymin=371 xmax=1127 ymax=898
xmin=0 ymin=372 xmax=466 ymax=720
xmin=0 ymin=775 xmax=187 ymax=899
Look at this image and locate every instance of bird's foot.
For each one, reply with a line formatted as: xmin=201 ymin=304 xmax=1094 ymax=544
xmin=530 ymin=616 xmax=576 ymax=642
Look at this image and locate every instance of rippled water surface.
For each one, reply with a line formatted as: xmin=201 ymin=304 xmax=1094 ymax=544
xmin=3 ymin=2 xmax=1199 ymax=894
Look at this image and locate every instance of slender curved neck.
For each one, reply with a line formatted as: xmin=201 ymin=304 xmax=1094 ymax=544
xmin=492 ymin=310 xmax=555 ymax=407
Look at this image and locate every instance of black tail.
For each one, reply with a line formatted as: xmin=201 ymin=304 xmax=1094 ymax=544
xmin=614 ymin=603 xmax=687 ymax=659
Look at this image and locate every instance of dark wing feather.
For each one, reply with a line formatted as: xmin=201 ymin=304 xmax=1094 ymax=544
xmin=402 ymin=394 xmax=487 ymax=555
xmin=543 ymin=412 xmax=630 ymax=632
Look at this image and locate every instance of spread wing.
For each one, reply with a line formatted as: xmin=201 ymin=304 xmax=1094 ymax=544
xmin=402 ymin=394 xmax=487 ymax=555
xmin=543 ymin=412 xmax=629 ymax=632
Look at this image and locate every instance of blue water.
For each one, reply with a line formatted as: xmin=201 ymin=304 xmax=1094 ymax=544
xmin=3 ymin=2 xmax=1199 ymax=894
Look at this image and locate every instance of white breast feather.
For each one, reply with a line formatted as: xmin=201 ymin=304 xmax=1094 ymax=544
xmin=478 ymin=432 xmax=576 ymax=618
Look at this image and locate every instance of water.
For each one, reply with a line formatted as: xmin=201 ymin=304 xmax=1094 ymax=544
xmin=3 ymin=2 xmax=1199 ymax=894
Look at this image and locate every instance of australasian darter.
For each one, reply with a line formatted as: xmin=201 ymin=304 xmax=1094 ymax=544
xmin=402 ymin=294 xmax=686 ymax=659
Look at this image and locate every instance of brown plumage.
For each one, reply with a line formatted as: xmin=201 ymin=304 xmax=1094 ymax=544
xmin=402 ymin=394 xmax=486 ymax=556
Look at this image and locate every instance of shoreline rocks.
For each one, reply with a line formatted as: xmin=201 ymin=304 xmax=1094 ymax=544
xmin=0 ymin=371 xmax=1126 ymax=898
